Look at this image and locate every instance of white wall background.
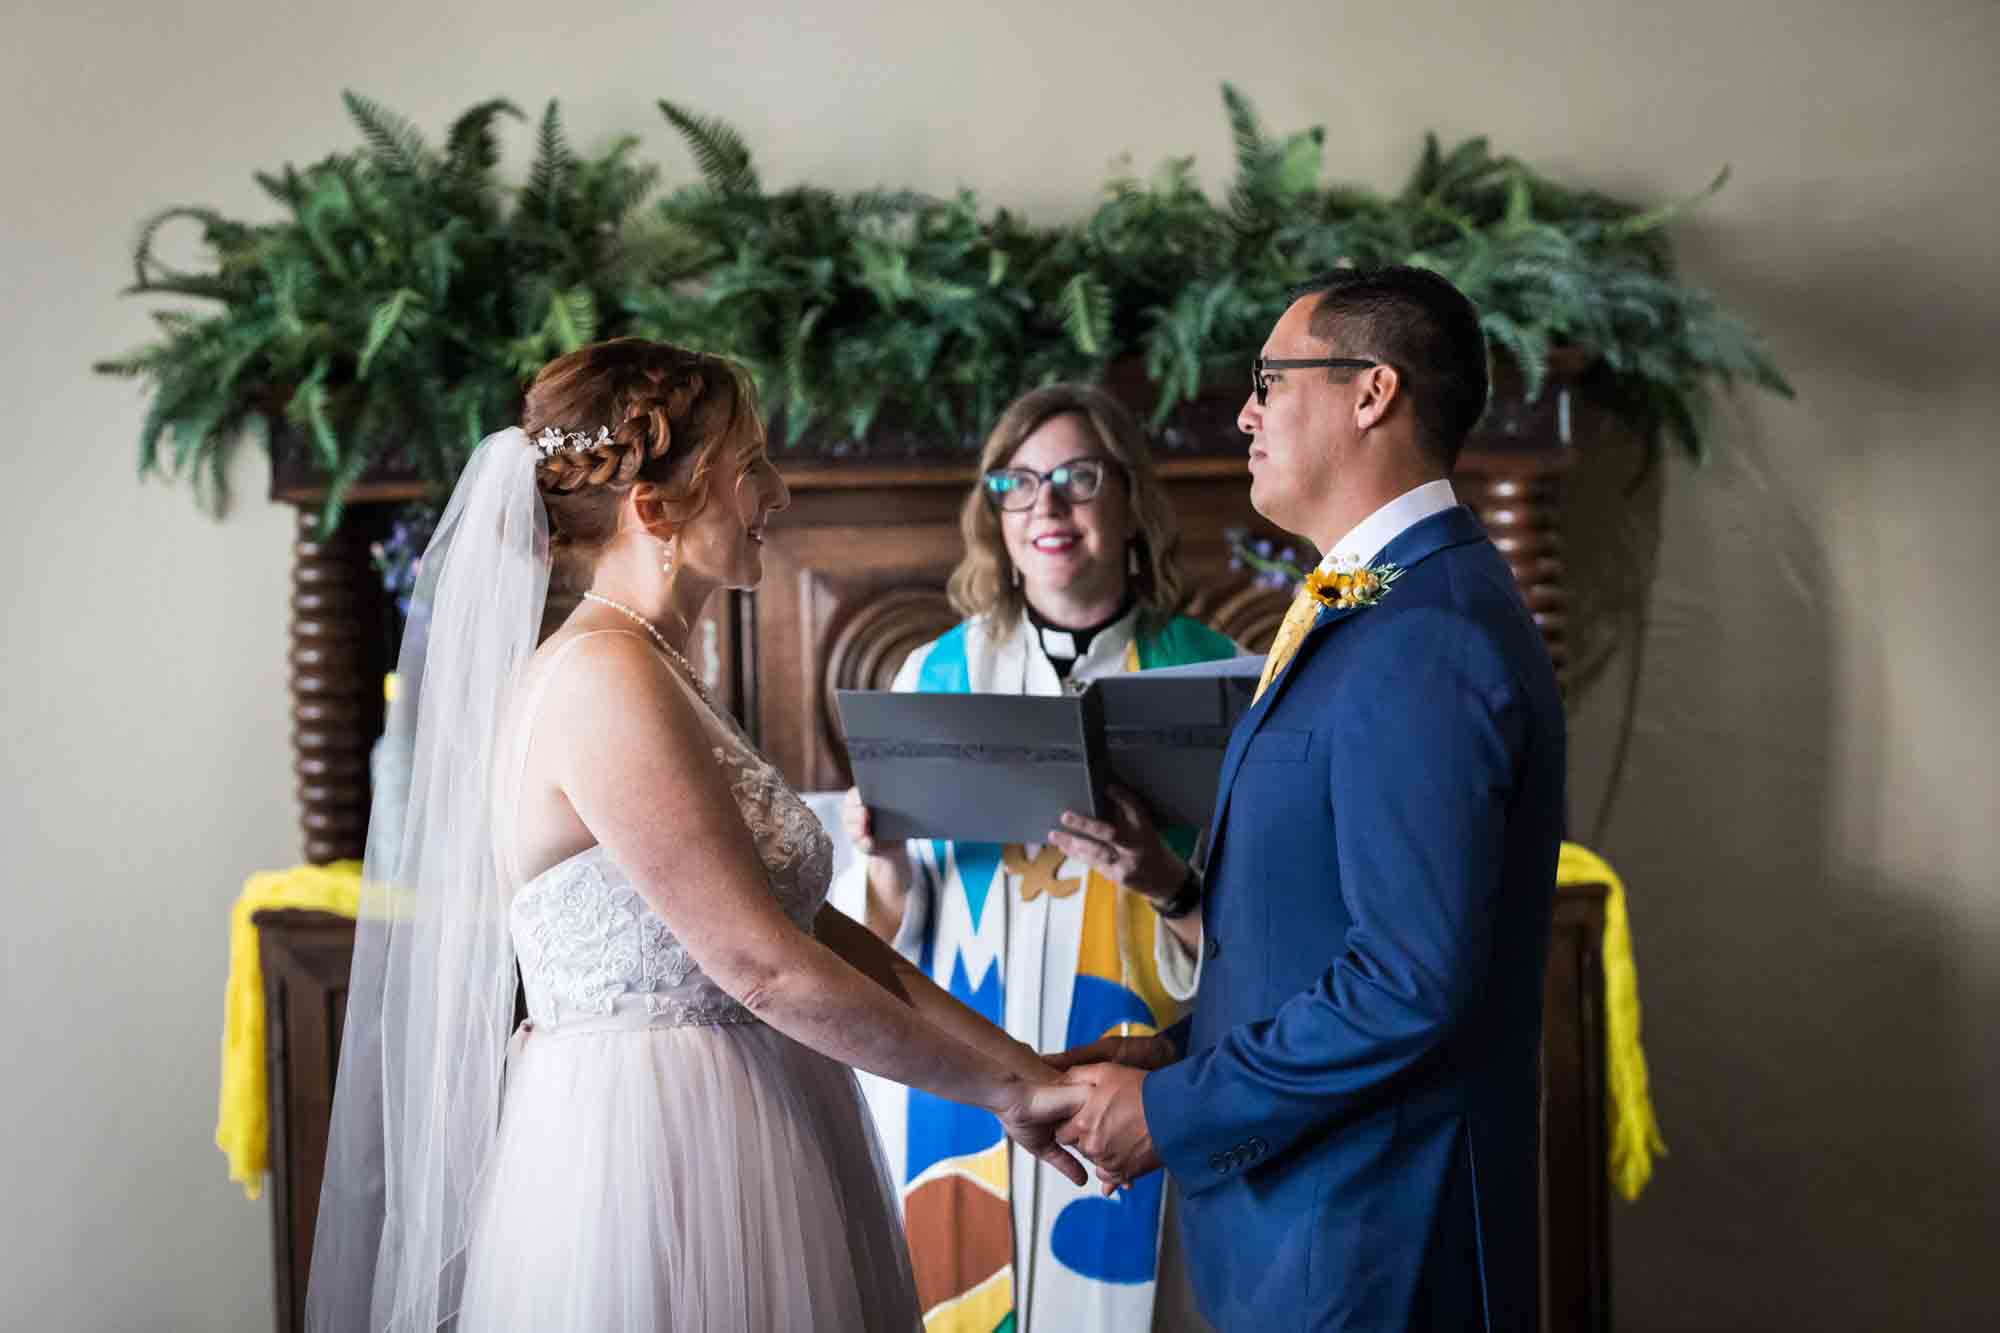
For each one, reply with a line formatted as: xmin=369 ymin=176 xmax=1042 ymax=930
xmin=3 ymin=2 xmax=1995 ymax=1328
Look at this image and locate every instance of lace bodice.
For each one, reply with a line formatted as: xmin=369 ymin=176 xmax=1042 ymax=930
xmin=508 ymin=673 xmax=833 ymax=1030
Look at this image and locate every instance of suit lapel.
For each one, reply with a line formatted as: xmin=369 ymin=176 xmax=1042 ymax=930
xmin=1204 ymin=506 xmax=1491 ymax=846
xmin=1204 ymin=601 xmax=1357 ymax=840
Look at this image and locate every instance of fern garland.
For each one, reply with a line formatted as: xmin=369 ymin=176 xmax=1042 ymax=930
xmin=101 ymin=85 xmax=1791 ymax=534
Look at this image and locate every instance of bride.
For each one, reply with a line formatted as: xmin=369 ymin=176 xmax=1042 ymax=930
xmin=306 ymin=339 xmax=1086 ymax=1332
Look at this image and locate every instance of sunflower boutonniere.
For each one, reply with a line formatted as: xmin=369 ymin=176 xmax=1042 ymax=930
xmin=1305 ymin=559 xmax=1404 ymax=611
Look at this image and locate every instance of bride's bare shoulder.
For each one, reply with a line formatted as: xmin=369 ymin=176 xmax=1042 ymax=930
xmin=526 ymin=627 xmax=706 ymax=742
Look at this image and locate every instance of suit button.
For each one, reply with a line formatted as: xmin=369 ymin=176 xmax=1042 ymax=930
xmin=1205 ymin=935 xmax=1222 ymax=960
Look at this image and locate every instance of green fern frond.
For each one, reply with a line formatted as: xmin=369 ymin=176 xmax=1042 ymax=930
xmin=658 ymin=100 xmax=760 ymax=197
xmin=254 ymin=167 xmax=306 ymax=208
xmin=287 ymin=360 xmax=339 ymax=469
xmin=1403 ymin=133 xmax=1446 ymax=200
xmin=537 ymin=285 xmax=598 ymax=354
xmin=129 ymin=206 xmax=244 ymax=291
xmin=1059 ymin=272 xmax=1113 ymax=357
xmin=343 ymin=91 xmax=435 ymax=180
xmin=1220 ymin=83 xmax=1268 ymax=180
xmin=1603 ymin=164 xmax=1731 ymax=239
xmin=524 ymin=100 xmax=576 ymax=218
xmin=444 ymin=98 xmax=524 ymax=175
xmin=136 ymin=375 xmax=199 ymax=477
xmin=1481 ymin=311 xmax=1552 ymax=399
xmin=1275 ymin=128 xmax=1325 ymax=196
xmin=359 ymin=288 xmax=419 ymax=378
xmin=313 ymin=437 xmax=383 ymax=538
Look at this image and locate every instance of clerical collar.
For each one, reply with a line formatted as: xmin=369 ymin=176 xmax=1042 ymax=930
xmin=1025 ymin=596 xmax=1136 ymax=679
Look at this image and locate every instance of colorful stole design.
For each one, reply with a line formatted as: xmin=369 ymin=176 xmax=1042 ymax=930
xmin=898 ymin=614 xmax=1235 ymax=1333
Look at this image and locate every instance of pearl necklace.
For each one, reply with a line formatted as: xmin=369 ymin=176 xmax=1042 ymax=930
xmin=580 ymin=592 xmax=715 ymax=708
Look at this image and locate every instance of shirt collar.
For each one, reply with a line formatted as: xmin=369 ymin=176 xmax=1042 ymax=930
xmin=1315 ymin=479 xmax=1459 ymax=572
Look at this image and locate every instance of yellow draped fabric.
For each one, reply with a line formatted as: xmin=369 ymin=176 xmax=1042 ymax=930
xmin=1558 ymin=842 xmax=1666 ymax=1201
xmin=213 ymin=853 xmax=1659 ymax=1205
xmin=216 ymin=861 xmax=362 ymax=1200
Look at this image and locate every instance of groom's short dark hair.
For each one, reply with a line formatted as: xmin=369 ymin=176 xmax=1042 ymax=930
xmin=1293 ymin=267 xmax=1490 ymax=468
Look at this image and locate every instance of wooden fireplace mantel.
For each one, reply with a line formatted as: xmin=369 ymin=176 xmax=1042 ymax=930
xmin=271 ymin=434 xmax=1573 ymax=861
xmin=258 ymin=422 xmax=1602 ymax=1333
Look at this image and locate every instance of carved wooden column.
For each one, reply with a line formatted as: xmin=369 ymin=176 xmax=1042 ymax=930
xmin=287 ymin=508 xmax=389 ymax=863
xmin=272 ymin=427 xmax=423 ymax=864
xmin=1454 ymin=352 xmax=1587 ymax=692
xmin=1454 ymin=447 xmax=1574 ymax=690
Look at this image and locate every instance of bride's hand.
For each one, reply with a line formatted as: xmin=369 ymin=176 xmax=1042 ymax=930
xmin=995 ymin=1078 xmax=1090 ymax=1187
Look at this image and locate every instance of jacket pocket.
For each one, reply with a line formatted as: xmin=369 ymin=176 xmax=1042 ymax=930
xmin=1245 ymin=728 xmax=1310 ymax=763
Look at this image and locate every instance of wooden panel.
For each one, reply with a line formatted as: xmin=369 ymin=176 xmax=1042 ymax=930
xmin=1541 ymin=882 xmax=1611 ymax=1333
xmin=255 ymin=909 xmax=357 ymax=1333
xmin=758 ymin=457 xmax=1294 ymax=791
xmin=751 ymin=520 xmax=968 ymax=789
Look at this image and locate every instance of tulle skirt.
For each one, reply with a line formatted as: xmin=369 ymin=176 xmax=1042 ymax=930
xmin=458 ymin=1008 xmax=921 ymax=1332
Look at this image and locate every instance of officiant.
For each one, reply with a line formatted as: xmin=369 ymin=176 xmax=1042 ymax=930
xmin=832 ymin=383 xmax=1236 ymax=1332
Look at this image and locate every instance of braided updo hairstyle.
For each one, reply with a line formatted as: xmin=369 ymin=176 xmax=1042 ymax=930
xmin=522 ymin=338 xmax=764 ymax=592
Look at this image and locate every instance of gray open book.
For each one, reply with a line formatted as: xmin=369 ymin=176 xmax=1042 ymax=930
xmin=836 ymin=655 xmax=1264 ymax=844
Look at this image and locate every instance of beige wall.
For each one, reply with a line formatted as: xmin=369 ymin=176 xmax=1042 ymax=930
xmin=4 ymin=1 xmax=1994 ymax=1327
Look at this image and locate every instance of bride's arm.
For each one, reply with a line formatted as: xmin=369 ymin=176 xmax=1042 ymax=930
xmin=544 ymin=636 xmax=1085 ymax=1178
xmin=814 ymin=905 xmax=1052 ymax=1082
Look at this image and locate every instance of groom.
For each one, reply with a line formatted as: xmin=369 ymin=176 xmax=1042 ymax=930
xmin=1048 ymin=267 xmax=1565 ymax=1330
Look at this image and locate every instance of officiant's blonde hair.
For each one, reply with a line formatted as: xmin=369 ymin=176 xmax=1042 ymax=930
xmin=949 ymin=384 xmax=1186 ymax=634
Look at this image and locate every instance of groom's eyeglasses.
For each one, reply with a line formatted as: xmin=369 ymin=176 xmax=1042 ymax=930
xmin=1252 ymin=355 xmax=1382 ymax=406
xmin=981 ymin=457 xmax=1116 ymax=511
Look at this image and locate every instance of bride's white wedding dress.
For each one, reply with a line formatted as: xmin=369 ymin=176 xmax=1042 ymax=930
xmin=457 ymin=634 xmax=921 ymax=1330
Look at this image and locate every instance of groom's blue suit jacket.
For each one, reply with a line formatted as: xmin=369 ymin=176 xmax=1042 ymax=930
xmin=1142 ymin=506 xmax=1565 ymax=1332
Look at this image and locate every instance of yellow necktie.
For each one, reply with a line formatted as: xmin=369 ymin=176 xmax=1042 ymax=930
xmin=1254 ymin=584 xmax=1321 ymax=702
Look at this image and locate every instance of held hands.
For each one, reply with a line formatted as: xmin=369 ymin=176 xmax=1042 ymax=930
xmin=1047 ymin=783 xmax=1183 ymax=904
xmin=995 ymin=1076 xmax=1091 ymax=1187
xmin=1046 ymin=1034 xmax=1178 ymax=1195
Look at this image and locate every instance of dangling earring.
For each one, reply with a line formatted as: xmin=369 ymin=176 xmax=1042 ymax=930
xmin=1010 ymin=562 xmax=1022 ymax=589
xmin=656 ymin=536 xmax=677 ymax=576
xmin=1127 ymin=540 xmax=1141 ymax=578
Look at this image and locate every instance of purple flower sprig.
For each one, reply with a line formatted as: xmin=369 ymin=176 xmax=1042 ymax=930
xmin=1223 ymin=525 xmax=1310 ymax=590
xmin=369 ymin=503 xmax=442 ymax=617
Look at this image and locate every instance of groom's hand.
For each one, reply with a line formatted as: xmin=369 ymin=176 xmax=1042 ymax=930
xmin=1057 ymin=1063 xmax=1162 ymax=1195
xmin=1044 ymin=1032 xmax=1178 ymax=1074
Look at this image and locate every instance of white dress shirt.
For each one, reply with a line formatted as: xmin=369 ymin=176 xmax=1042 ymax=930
xmin=1316 ymin=478 xmax=1460 ymax=572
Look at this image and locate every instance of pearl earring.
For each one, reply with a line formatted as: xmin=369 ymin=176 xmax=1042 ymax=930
xmin=657 ymin=537 xmax=677 ymax=575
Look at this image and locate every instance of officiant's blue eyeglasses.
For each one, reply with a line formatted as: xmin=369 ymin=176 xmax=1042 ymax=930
xmin=1252 ymin=355 xmax=1381 ymax=405
xmin=981 ymin=457 xmax=1116 ymax=511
